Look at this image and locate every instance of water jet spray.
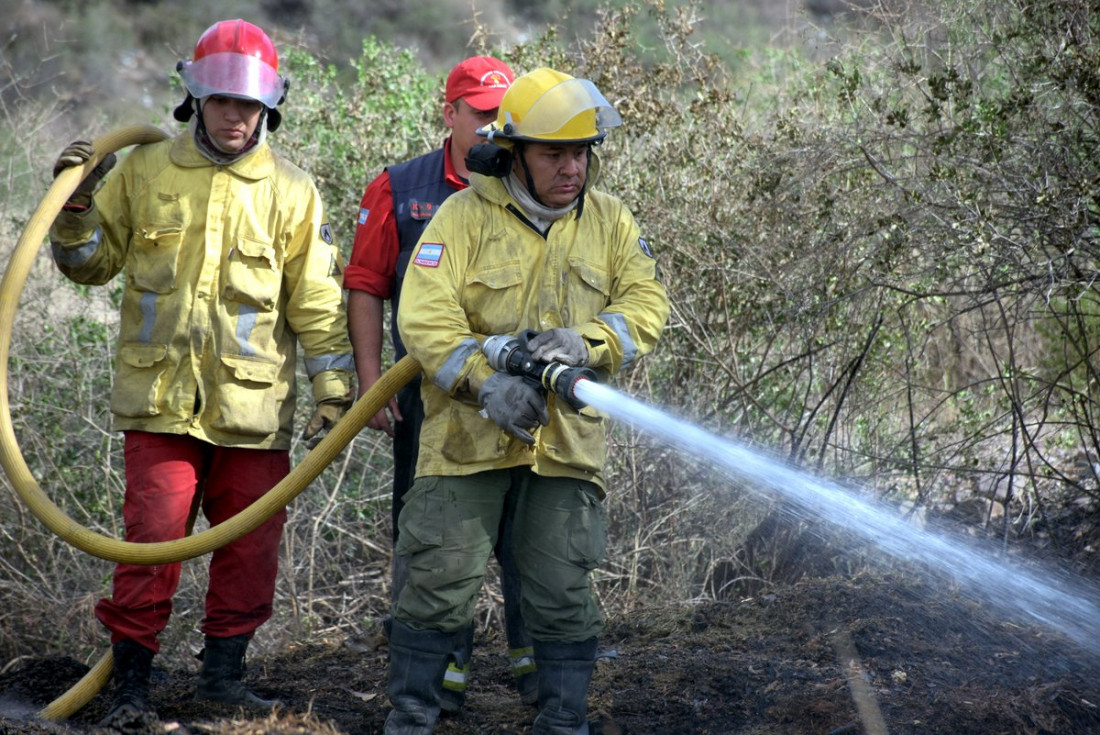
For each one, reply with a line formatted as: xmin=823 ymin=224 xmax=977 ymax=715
xmin=571 ymin=379 xmax=1100 ymax=656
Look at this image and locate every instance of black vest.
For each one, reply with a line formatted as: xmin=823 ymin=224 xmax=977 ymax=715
xmin=387 ymin=147 xmax=457 ymax=359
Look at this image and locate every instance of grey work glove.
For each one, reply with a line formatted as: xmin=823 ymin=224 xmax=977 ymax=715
xmin=479 ymin=372 xmax=550 ymax=445
xmin=527 ymin=328 xmax=589 ymax=366
xmin=303 ymin=396 xmax=352 ymax=449
xmin=53 ymin=140 xmax=117 ymax=209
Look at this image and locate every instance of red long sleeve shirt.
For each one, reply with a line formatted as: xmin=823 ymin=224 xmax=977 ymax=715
xmin=345 ymin=137 xmax=465 ymax=298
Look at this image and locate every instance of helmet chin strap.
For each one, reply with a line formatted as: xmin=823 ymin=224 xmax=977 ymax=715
xmin=514 ymin=143 xmax=545 ymax=208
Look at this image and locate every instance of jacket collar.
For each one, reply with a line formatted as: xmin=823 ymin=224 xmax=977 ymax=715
xmin=169 ymin=132 xmax=275 ymax=180
xmin=469 ymin=170 xmax=512 ymax=206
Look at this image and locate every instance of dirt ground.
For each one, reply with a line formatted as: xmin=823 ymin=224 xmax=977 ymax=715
xmin=1 ymin=567 xmax=1098 ymax=735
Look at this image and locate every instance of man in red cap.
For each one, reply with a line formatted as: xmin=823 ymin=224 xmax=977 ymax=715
xmin=345 ymin=56 xmax=536 ymax=713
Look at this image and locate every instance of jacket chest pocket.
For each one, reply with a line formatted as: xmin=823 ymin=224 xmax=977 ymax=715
xmin=224 ymin=235 xmax=282 ymax=312
xmin=564 ymin=256 xmax=611 ymax=325
xmin=464 ymin=261 xmax=523 ymax=336
xmin=128 ymin=225 xmax=182 ymax=294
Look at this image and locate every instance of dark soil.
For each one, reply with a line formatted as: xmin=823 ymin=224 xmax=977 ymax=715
xmin=2 ymin=570 xmax=1098 ymax=735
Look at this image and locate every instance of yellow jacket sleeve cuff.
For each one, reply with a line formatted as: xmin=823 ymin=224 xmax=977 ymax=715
xmin=577 ymin=325 xmax=616 ymax=372
xmin=311 ymin=369 xmax=353 ymax=404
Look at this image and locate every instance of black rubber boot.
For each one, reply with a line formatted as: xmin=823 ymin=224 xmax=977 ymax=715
xmin=531 ymin=638 xmax=598 ymax=735
xmin=99 ymin=639 xmax=156 ymax=726
xmin=195 ymin=634 xmax=280 ymax=709
xmin=389 ymin=553 xmax=469 ymax=717
xmin=438 ymin=624 xmax=473 ymax=715
xmin=385 ymin=620 xmax=464 ymax=735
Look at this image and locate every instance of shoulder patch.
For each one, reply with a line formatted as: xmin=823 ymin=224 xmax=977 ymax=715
xmin=357 ymin=207 xmax=370 ymax=226
xmin=413 ymin=242 xmax=444 ymax=268
xmin=320 ymin=223 xmax=334 ymax=244
xmin=638 ymin=237 xmax=654 ymax=258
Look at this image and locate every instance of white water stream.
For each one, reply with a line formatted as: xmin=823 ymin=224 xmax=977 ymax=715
xmin=575 ymin=379 xmax=1100 ymax=654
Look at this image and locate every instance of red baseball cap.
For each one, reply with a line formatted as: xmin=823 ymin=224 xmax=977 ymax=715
xmin=445 ymin=56 xmax=514 ymax=110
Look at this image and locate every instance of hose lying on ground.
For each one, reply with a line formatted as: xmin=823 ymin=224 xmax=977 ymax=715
xmin=0 ymin=125 xmax=419 ymax=720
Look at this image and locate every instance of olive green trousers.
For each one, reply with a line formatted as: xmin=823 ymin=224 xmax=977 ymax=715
xmin=394 ymin=467 xmax=606 ymax=642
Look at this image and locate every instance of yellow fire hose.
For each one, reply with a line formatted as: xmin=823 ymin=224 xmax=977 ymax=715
xmin=0 ymin=125 xmax=420 ymax=719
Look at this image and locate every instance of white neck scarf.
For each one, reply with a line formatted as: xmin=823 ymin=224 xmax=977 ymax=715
xmin=503 ymin=172 xmax=578 ymax=233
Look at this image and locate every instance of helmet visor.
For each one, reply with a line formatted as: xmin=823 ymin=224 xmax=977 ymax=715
xmin=179 ymin=52 xmax=285 ymax=109
xmin=514 ymin=78 xmax=622 ymax=141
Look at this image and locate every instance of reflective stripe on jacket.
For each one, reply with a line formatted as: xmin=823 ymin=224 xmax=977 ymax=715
xmin=396 ymin=171 xmax=669 ymax=493
xmin=49 ymin=133 xmax=353 ymax=449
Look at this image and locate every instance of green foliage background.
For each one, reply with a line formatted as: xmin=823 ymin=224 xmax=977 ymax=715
xmin=2 ymin=0 xmax=1100 ymax=668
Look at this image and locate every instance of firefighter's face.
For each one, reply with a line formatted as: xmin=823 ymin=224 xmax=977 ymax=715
xmin=515 ymin=142 xmax=589 ymax=209
xmin=202 ymin=96 xmax=264 ymax=153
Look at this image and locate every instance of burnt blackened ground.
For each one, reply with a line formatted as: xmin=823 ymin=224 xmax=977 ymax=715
xmin=2 ymin=571 xmax=1099 ymax=735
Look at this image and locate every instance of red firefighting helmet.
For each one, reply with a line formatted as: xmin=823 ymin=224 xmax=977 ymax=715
xmin=177 ymin=19 xmax=287 ymax=109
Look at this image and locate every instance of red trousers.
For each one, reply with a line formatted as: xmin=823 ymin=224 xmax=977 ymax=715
xmin=95 ymin=431 xmax=289 ymax=652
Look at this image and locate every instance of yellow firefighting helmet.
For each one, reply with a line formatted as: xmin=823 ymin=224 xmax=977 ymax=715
xmin=477 ymin=68 xmax=622 ymax=145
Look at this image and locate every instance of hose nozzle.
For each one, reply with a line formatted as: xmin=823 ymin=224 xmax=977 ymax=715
xmin=483 ymin=332 xmax=597 ymax=410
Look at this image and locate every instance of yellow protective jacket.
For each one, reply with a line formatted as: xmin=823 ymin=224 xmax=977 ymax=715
xmin=49 ymin=133 xmax=354 ymax=450
xmin=397 ymin=170 xmax=669 ymax=494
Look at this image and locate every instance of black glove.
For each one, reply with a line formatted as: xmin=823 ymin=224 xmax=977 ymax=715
xmin=53 ymin=140 xmax=116 ymax=210
xmin=479 ymin=373 xmax=550 ymax=445
xmin=527 ymin=328 xmax=588 ymax=366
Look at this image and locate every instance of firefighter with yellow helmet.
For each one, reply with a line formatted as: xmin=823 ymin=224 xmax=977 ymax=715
xmin=48 ymin=19 xmax=354 ymax=726
xmin=388 ymin=68 xmax=669 ymax=735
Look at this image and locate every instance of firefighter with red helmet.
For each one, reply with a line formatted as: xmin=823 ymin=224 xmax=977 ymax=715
xmin=48 ymin=19 xmax=354 ymax=725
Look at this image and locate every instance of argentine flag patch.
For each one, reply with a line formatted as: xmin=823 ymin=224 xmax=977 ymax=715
xmin=413 ymin=242 xmax=444 ymax=268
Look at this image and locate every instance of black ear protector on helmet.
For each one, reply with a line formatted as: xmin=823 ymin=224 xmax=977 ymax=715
xmin=465 ymin=143 xmax=513 ymax=178
xmin=465 ymin=118 xmax=523 ymax=178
